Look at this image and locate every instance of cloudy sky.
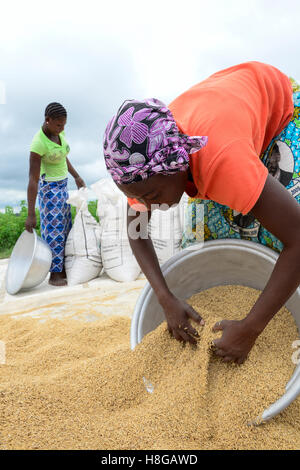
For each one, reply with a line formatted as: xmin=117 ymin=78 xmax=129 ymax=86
xmin=1 ymin=0 xmax=300 ymax=209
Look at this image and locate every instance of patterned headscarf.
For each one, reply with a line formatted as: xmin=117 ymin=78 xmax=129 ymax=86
xmin=103 ymin=98 xmax=208 ymax=184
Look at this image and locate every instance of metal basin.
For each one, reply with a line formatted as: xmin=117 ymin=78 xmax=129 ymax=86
xmin=130 ymin=239 xmax=300 ymax=423
xmin=6 ymin=229 xmax=52 ymax=295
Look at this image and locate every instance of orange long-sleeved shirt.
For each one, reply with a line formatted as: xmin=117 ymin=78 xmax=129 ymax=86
xmin=128 ymin=62 xmax=293 ymax=214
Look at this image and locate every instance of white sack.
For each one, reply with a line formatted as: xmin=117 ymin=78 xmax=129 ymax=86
xmin=65 ymin=187 xmax=102 ymax=286
xmin=149 ymin=194 xmax=187 ymax=266
xmin=90 ymin=178 xmax=141 ymax=282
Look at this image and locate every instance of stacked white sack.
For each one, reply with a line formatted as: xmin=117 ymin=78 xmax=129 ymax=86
xmin=65 ymin=187 xmax=102 ymax=286
xmin=91 ymin=178 xmax=141 ymax=282
xmin=148 ymin=193 xmax=187 ymax=266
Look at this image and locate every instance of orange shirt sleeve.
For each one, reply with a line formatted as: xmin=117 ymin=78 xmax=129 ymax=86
xmin=204 ymin=139 xmax=268 ymax=215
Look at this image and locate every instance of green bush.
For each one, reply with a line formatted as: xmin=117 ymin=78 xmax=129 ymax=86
xmin=0 ymin=200 xmax=98 ymax=258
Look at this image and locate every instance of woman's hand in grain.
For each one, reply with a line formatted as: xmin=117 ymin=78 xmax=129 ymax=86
xmin=212 ymin=319 xmax=259 ymax=364
xmin=160 ymin=294 xmax=204 ymax=345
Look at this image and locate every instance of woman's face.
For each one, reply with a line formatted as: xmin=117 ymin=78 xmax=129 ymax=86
xmin=46 ymin=116 xmax=66 ymax=136
xmin=117 ymin=172 xmax=188 ymax=210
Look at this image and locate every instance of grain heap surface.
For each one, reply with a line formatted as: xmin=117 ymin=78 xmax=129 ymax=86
xmin=0 ymin=285 xmax=299 ymax=450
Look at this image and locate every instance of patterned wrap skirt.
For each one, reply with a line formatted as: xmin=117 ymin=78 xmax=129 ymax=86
xmin=38 ymin=175 xmax=72 ymax=272
xmin=182 ymin=78 xmax=300 ymax=252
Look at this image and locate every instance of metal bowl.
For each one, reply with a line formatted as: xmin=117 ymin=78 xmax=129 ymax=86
xmin=5 ymin=229 xmax=52 ymax=295
xmin=130 ymin=239 xmax=300 ymax=423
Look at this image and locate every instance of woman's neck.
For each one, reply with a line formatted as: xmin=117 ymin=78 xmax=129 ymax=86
xmin=42 ymin=123 xmax=53 ymax=139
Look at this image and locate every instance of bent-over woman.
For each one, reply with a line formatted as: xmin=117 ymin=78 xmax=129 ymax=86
xmin=102 ymin=61 xmax=300 ymax=364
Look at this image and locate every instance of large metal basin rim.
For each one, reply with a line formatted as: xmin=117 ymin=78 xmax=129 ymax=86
xmin=6 ymin=230 xmax=37 ymax=294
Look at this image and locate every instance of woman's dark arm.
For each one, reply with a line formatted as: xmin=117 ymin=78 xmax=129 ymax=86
xmin=66 ymin=157 xmax=85 ymax=189
xmin=127 ymin=203 xmax=204 ymax=343
xmin=245 ymin=174 xmax=300 ymax=330
xmin=127 ymin=204 xmax=170 ymax=302
xmin=25 ymin=152 xmax=41 ymax=232
xmin=213 ymin=174 xmax=300 ymax=363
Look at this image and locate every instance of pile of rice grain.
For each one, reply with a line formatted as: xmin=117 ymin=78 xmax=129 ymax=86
xmin=0 ymin=285 xmax=299 ymax=450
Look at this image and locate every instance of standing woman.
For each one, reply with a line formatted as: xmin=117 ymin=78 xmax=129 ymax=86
xmin=26 ymin=102 xmax=86 ymax=286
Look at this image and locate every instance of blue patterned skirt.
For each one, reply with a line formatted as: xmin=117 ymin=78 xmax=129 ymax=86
xmin=38 ymin=176 xmax=72 ymax=272
xmin=182 ymin=79 xmax=300 ymax=252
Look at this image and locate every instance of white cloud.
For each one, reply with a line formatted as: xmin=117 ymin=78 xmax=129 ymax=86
xmin=0 ymin=81 xmax=5 ymax=104
xmin=0 ymin=189 xmax=27 ymax=209
xmin=69 ymin=160 xmax=107 ymax=189
xmin=0 ymin=114 xmax=13 ymax=133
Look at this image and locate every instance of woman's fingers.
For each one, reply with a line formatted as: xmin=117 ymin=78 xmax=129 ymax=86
xmin=183 ymin=323 xmax=200 ymax=339
xmin=222 ymin=356 xmax=234 ymax=363
xmin=169 ymin=324 xmax=199 ymax=345
xmin=235 ymin=356 xmax=246 ymax=365
xmin=187 ymin=306 xmax=205 ymax=325
xmin=180 ymin=319 xmax=202 ymax=343
xmin=212 ymin=338 xmax=223 ymax=349
xmin=212 ymin=347 xmax=234 ymax=363
xmin=212 ymin=320 xmax=227 ymax=332
xmin=165 ymin=301 xmax=206 ymax=345
xmin=213 ymin=347 xmax=226 ymax=357
xmin=172 ymin=330 xmax=184 ymax=342
xmin=178 ymin=326 xmax=197 ymax=344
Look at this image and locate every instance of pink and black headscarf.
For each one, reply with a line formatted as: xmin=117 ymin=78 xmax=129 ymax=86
xmin=103 ymin=98 xmax=208 ymax=184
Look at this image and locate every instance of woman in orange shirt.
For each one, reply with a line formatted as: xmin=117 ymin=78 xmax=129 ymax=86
xmin=103 ymin=62 xmax=300 ymax=364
